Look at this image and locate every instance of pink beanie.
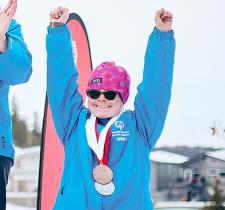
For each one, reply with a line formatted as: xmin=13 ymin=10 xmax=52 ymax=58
xmin=87 ymin=62 xmax=130 ymax=103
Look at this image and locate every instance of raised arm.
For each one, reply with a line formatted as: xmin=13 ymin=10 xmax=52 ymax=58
xmin=0 ymin=0 xmax=32 ymax=85
xmin=133 ymin=9 xmax=175 ymax=150
xmin=47 ymin=7 xmax=83 ymax=145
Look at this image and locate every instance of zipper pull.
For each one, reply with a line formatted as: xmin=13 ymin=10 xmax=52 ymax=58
xmin=2 ymin=136 xmax=5 ymax=148
xmin=61 ymin=186 xmax=64 ymax=195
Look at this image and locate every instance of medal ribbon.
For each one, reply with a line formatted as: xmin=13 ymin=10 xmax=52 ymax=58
xmin=86 ymin=113 xmax=122 ymax=161
xmin=95 ymin=119 xmax=111 ymax=165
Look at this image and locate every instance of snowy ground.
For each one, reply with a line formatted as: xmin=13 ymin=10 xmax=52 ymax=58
xmin=6 ymin=203 xmax=36 ymax=210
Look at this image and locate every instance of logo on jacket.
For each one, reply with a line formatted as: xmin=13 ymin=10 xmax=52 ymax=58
xmin=115 ymin=121 xmax=124 ymax=130
xmin=72 ymin=40 xmax=78 ymax=65
xmin=112 ymin=121 xmax=130 ymax=142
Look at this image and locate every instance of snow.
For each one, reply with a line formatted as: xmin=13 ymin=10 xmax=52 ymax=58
xmin=150 ymin=150 xmax=189 ymax=164
xmin=6 ymin=203 xmax=35 ymax=210
xmin=154 ymin=201 xmax=225 ymax=209
xmin=206 ymin=149 xmax=225 ymax=161
xmin=7 ymin=192 xmax=37 ymax=198
xmin=154 ymin=201 xmax=207 ymax=208
xmin=14 ymin=146 xmax=40 ymax=157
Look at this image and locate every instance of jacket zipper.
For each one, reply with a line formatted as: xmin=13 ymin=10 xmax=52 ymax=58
xmin=2 ymin=136 xmax=5 ymax=148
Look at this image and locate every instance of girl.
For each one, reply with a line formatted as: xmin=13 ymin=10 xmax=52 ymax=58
xmin=47 ymin=6 xmax=175 ymax=210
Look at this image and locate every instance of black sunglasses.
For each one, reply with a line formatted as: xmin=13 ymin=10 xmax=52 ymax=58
xmin=86 ymin=90 xmax=118 ymax=100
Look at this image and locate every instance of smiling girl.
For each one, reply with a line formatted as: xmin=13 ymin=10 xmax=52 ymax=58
xmin=47 ymin=6 xmax=175 ymax=210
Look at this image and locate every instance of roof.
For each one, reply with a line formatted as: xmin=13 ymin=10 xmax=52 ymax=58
xmin=15 ymin=146 xmax=40 ymax=157
xmin=206 ymin=149 xmax=225 ymax=161
xmin=150 ymin=150 xmax=189 ymax=164
xmin=181 ymin=149 xmax=225 ymax=167
xmin=6 ymin=203 xmax=35 ymax=210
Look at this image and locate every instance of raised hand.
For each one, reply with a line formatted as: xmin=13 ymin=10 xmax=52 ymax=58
xmin=0 ymin=0 xmax=17 ymax=41
xmin=50 ymin=6 xmax=69 ymax=24
xmin=155 ymin=8 xmax=173 ymax=32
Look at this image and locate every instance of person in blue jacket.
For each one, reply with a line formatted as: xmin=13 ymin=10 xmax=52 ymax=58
xmin=47 ymin=6 xmax=175 ymax=210
xmin=0 ymin=0 xmax=32 ymax=209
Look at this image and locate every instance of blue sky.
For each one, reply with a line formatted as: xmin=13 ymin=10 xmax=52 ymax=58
xmin=1 ymin=0 xmax=225 ymax=148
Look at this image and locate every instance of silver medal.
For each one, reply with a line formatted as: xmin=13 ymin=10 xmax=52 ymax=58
xmin=95 ymin=181 xmax=115 ymax=196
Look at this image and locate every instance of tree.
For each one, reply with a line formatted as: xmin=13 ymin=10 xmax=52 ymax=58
xmin=202 ymin=179 xmax=225 ymax=210
xmin=11 ymin=96 xmax=29 ymax=147
xmin=30 ymin=111 xmax=41 ymax=146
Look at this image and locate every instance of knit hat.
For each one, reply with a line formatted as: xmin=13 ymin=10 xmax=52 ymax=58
xmin=87 ymin=62 xmax=130 ymax=103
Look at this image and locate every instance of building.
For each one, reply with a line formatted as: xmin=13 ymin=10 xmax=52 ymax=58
xmin=181 ymin=149 xmax=225 ymax=200
xmin=150 ymin=149 xmax=225 ymax=202
xmin=150 ymin=150 xmax=189 ymax=202
xmin=7 ymin=146 xmax=40 ymax=207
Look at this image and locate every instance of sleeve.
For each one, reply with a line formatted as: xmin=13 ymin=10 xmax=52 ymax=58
xmin=0 ymin=19 xmax=32 ymax=85
xmin=133 ymin=27 xmax=176 ymax=151
xmin=46 ymin=24 xmax=83 ymax=145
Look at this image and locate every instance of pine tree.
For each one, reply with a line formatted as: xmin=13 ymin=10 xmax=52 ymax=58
xmin=11 ymin=96 xmax=29 ymax=147
xmin=202 ymin=179 xmax=225 ymax=210
xmin=30 ymin=111 xmax=41 ymax=146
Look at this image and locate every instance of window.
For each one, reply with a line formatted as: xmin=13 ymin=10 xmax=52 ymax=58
xmin=208 ymin=168 xmax=218 ymax=180
xmin=219 ymin=169 xmax=225 ymax=177
xmin=184 ymin=169 xmax=192 ymax=184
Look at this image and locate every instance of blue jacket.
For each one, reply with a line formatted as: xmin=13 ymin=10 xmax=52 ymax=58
xmin=0 ymin=20 xmax=32 ymax=161
xmin=47 ymin=25 xmax=175 ymax=210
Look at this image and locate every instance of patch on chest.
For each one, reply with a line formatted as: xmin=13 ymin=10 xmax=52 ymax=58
xmin=112 ymin=120 xmax=130 ymax=142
